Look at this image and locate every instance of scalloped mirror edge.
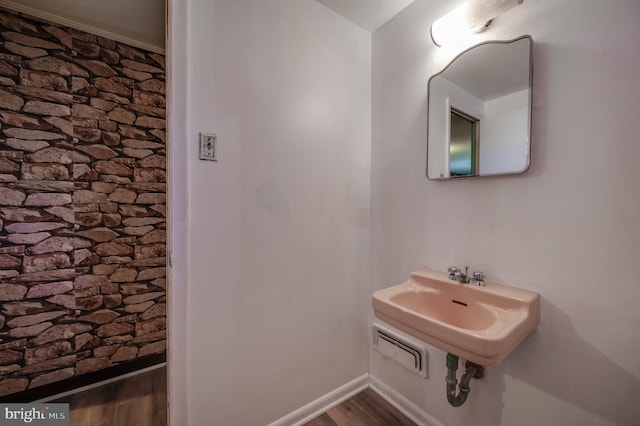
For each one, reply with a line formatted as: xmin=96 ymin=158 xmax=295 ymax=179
xmin=427 ymin=35 xmax=533 ymax=180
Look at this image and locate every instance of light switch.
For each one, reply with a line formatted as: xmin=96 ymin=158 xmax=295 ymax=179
xmin=199 ymin=132 xmax=217 ymax=161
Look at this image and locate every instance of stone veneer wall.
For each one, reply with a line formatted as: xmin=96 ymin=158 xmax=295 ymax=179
xmin=0 ymin=8 xmax=166 ymax=397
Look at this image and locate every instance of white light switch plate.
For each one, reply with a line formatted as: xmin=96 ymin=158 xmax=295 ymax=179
xmin=199 ymin=132 xmax=217 ymax=161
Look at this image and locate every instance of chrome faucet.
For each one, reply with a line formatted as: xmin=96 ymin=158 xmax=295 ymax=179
xmin=448 ymin=266 xmax=469 ymax=283
xmin=448 ymin=266 xmax=486 ymax=286
xmin=469 ymin=272 xmax=486 ymax=287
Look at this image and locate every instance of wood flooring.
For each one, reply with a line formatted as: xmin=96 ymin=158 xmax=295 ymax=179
xmin=304 ymin=388 xmax=416 ymax=426
xmin=51 ymin=366 xmax=167 ymax=426
xmin=48 ymin=368 xmax=411 ymax=426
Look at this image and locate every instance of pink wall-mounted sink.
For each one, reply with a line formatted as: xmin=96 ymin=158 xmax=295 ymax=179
xmin=372 ymin=268 xmax=540 ymax=365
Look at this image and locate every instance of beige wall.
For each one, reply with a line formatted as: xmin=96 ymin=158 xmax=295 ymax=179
xmin=170 ymin=0 xmax=372 ymax=424
xmin=371 ymin=0 xmax=640 ymax=425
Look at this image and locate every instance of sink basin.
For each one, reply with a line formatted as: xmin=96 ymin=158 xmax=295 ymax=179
xmin=372 ymin=268 xmax=540 ymax=365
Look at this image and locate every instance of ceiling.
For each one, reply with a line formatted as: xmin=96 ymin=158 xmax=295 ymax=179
xmin=315 ymin=0 xmax=415 ymax=32
xmin=0 ymin=0 xmax=165 ymax=52
xmin=0 ymin=0 xmax=415 ymax=53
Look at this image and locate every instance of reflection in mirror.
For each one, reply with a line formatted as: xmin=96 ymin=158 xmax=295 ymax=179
xmin=427 ymin=36 xmax=533 ymax=180
xmin=450 ymin=108 xmax=478 ymax=176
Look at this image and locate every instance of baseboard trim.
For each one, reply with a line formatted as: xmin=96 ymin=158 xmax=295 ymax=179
xmin=369 ymin=375 xmax=444 ymax=426
xmin=0 ymin=352 xmax=166 ymax=403
xmin=268 ymin=373 xmax=369 ymax=426
xmin=268 ymin=374 xmax=444 ymax=426
xmin=36 ymin=362 xmax=166 ymax=403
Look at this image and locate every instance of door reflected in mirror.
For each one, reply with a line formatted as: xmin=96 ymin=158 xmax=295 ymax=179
xmin=427 ymin=36 xmax=533 ymax=180
xmin=450 ymin=108 xmax=478 ymax=176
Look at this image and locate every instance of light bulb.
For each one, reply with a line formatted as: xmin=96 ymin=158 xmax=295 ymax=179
xmin=431 ymin=0 xmax=524 ymax=47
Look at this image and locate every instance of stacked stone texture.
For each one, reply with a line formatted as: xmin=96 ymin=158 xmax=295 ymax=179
xmin=0 ymin=8 xmax=166 ymax=397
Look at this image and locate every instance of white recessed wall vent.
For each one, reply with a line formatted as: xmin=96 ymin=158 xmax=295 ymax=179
xmin=373 ymin=322 xmax=428 ymax=378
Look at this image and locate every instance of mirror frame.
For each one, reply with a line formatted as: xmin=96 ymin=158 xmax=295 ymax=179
xmin=426 ymin=35 xmax=534 ymax=180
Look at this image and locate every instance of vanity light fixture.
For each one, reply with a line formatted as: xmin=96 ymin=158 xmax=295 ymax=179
xmin=430 ymin=0 xmax=524 ymax=47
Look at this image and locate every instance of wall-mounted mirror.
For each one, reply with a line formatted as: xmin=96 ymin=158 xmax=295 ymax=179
xmin=427 ymin=36 xmax=533 ymax=180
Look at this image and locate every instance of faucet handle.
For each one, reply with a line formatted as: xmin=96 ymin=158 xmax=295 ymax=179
xmin=472 ymin=272 xmax=485 ymax=280
xmin=470 ymin=271 xmax=486 ymax=286
xmin=448 ymin=266 xmax=460 ymax=281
